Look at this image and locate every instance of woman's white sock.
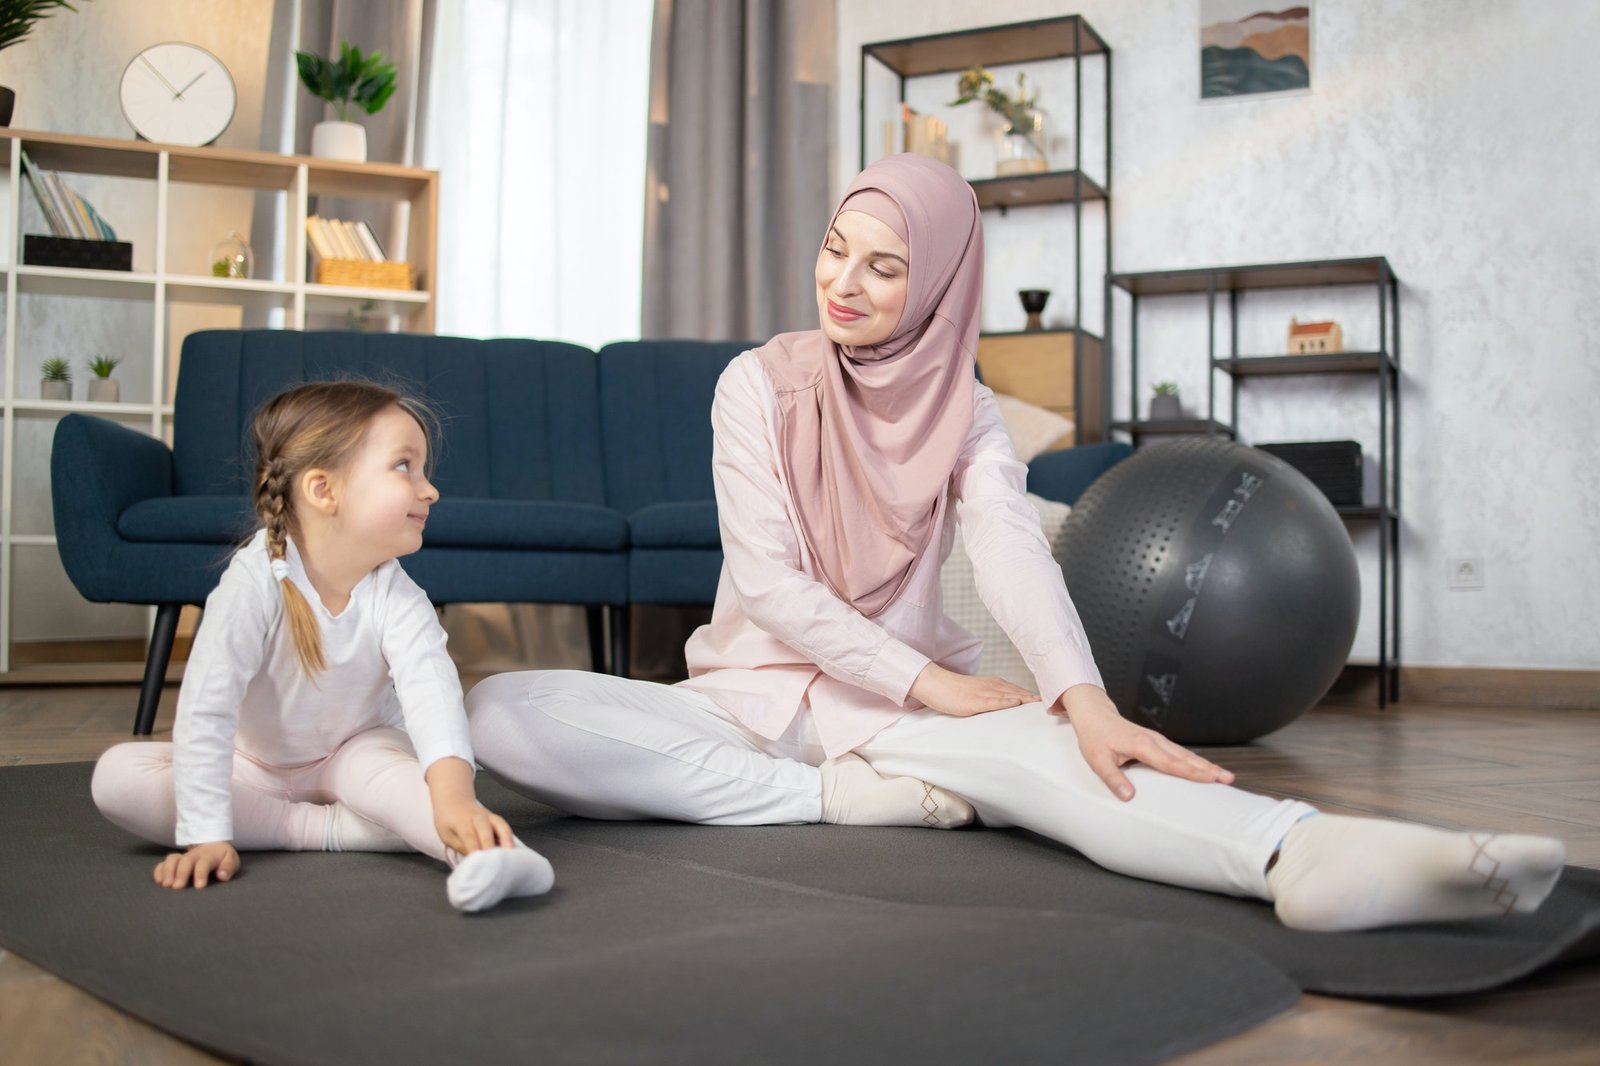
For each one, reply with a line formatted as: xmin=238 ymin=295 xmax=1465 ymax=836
xmin=323 ymin=802 xmax=410 ymax=852
xmin=820 ymin=753 xmax=975 ymax=829
xmin=1266 ymin=813 xmax=1566 ymax=932
xmin=446 ymin=842 xmax=555 ymax=912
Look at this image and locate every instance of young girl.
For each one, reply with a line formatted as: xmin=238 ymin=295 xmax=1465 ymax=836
xmin=93 ymin=381 xmax=553 ymax=912
xmin=465 ymin=153 xmax=1567 ymax=933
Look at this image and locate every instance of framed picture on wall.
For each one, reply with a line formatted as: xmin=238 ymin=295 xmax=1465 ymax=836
xmin=1200 ymin=1 xmax=1312 ymax=100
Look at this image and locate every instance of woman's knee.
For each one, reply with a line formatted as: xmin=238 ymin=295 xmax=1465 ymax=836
xmin=467 ymin=671 xmax=587 ymax=742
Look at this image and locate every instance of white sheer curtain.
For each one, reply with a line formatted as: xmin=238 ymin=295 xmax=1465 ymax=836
xmin=420 ymin=0 xmax=654 ymax=675
xmin=422 ymin=0 xmax=653 ymax=347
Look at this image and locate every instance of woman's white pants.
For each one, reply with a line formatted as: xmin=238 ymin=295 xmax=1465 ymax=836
xmin=466 ymin=670 xmax=1314 ymax=900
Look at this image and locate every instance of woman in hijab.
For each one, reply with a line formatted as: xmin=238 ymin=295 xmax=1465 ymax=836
xmin=467 ymin=154 xmax=1564 ymax=931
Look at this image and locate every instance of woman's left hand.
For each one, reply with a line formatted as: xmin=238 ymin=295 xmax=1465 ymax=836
xmin=1052 ymin=684 xmax=1235 ymax=801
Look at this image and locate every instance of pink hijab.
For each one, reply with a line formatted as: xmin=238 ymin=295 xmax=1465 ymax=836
xmin=754 ymin=153 xmax=982 ymax=618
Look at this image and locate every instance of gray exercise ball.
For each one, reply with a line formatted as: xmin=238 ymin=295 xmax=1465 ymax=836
xmin=1056 ymin=437 xmax=1360 ymax=744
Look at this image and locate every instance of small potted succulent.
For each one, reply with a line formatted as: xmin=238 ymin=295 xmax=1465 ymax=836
xmin=1150 ymin=381 xmax=1182 ymax=421
xmin=296 ymin=40 xmax=397 ymax=162
xmin=87 ymin=354 xmax=120 ymax=402
xmin=0 ymin=0 xmax=91 ymax=126
xmin=39 ymin=356 xmax=71 ymax=401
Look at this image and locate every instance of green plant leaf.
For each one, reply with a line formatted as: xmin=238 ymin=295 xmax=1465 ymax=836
xmin=295 ymin=39 xmax=398 ymax=122
xmin=0 ymin=0 xmax=86 ymax=53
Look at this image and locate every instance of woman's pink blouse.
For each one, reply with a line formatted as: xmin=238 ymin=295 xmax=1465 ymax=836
xmin=679 ymin=352 xmax=1103 ymax=758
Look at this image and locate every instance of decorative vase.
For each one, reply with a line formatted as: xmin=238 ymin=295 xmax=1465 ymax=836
xmin=210 ymin=232 xmax=255 ymax=279
xmin=995 ymin=111 xmax=1047 ymax=177
xmin=311 ymin=120 xmax=367 ymax=163
xmin=0 ymin=86 xmax=14 ymax=127
xmin=88 ymin=378 xmax=120 ymax=403
xmin=1018 ymin=289 xmax=1051 ymax=331
xmin=1150 ymin=394 xmax=1182 ymax=421
xmin=40 ymin=380 xmax=70 ymax=402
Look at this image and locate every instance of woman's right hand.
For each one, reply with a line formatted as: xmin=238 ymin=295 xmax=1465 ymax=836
xmin=910 ymin=661 xmax=1039 ymax=717
xmin=154 ymin=841 xmax=240 ymax=890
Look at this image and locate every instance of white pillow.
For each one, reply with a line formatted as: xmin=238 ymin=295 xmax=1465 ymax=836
xmin=939 ymin=492 xmax=1073 ymax=691
xmin=991 ymin=392 xmax=1075 ymax=463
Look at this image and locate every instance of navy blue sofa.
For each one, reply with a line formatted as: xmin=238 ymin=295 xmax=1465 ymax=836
xmin=52 ymin=329 xmax=1129 ymax=734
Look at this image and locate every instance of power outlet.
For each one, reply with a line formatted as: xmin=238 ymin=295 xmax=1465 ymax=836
xmin=1447 ymin=555 xmax=1486 ymax=591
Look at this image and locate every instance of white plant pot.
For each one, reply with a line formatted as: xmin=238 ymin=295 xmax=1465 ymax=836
xmin=88 ymin=378 xmax=120 ymax=403
xmin=311 ymin=120 xmax=367 ymax=163
xmin=40 ymin=380 xmax=70 ymax=402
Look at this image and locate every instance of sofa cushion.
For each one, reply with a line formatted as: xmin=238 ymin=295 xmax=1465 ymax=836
xmin=597 ymin=340 xmax=753 ymax=515
xmin=421 ymin=499 xmax=629 ymax=551
xmin=628 ymin=501 xmax=720 ymax=550
xmin=116 ymin=496 xmax=629 ymax=553
xmin=172 ymin=330 xmax=608 ymax=507
xmin=118 ymin=496 xmax=255 ymax=544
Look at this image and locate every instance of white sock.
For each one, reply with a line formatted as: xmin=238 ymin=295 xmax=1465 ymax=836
xmin=323 ymin=802 xmax=411 ymax=852
xmin=819 ymin=753 xmax=974 ymax=829
xmin=446 ymin=841 xmax=555 ymax=912
xmin=1266 ymin=813 xmax=1566 ymax=932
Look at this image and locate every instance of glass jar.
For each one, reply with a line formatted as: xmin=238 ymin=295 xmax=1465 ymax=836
xmin=995 ymin=111 xmax=1048 ymax=177
xmin=210 ymin=232 xmax=254 ymax=279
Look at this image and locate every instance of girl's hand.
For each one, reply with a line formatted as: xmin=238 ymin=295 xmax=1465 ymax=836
xmin=1052 ymin=684 xmax=1235 ymax=801
xmin=910 ymin=661 xmax=1040 ymax=717
xmin=433 ymin=799 xmax=515 ymax=855
xmin=425 ymin=755 xmax=514 ymax=855
xmin=154 ymin=841 xmax=240 ymax=890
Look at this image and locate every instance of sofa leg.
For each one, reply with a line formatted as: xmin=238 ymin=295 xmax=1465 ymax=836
xmin=134 ymin=604 xmax=183 ymax=736
xmin=585 ymin=606 xmax=607 ymax=672
xmin=608 ymin=604 xmax=631 ymax=679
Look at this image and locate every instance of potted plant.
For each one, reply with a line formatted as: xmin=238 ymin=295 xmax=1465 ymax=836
xmin=87 ymin=354 xmax=120 ymax=402
xmin=949 ymin=64 xmax=1048 ymax=176
xmin=39 ymin=356 xmax=71 ymax=401
xmin=296 ymin=40 xmax=397 ymax=163
xmin=1150 ymin=381 xmax=1182 ymax=421
xmin=0 ymin=0 xmax=90 ymax=126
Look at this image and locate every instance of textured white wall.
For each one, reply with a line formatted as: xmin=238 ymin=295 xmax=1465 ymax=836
xmin=838 ymin=0 xmax=1600 ymax=670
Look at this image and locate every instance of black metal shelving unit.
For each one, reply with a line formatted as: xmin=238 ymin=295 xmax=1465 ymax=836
xmin=1109 ymin=256 xmax=1402 ymax=705
xmin=860 ymin=15 xmax=1112 ymax=440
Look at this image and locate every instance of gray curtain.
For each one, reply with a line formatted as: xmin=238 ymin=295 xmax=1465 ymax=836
xmin=642 ymin=0 xmax=836 ymax=340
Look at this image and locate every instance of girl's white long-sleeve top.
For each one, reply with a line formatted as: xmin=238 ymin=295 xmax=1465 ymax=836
xmin=172 ymin=531 xmax=472 ymax=845
xmin=680 ymin=351 xmax=1104 ymax=758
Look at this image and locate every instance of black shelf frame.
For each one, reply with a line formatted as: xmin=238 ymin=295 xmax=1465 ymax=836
xmin=1109 ymin=256 xmax=1402 ymax=705
xmin=860 ymin=14 xmax=1111 ymax=441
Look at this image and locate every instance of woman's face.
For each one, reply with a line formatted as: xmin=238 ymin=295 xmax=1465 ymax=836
xmin=815 ymin=209 xmax=910 ymax=347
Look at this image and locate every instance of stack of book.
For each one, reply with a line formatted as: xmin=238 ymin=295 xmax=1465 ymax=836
xmin=19 ymin=148 xmax=133 ymax=271
xmin=305 ymin=215 xmax=411 ymax=290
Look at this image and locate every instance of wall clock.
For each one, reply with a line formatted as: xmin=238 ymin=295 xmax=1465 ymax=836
xmin=120 ymin=43 xmax=237 ymax=147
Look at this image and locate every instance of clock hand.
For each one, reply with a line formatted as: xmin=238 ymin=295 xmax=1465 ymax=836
xmin=174 ymin=70 xmax=208 ymax=100
xmin=139 ymin=54 xmax=182 ymax=98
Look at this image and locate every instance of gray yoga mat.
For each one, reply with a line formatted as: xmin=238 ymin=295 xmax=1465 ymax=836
xmin=0 ymin=762 xmax=1595 ymax=1066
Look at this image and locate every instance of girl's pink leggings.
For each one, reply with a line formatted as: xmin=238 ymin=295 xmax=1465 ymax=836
xmin=91 ymin=726 xmax=448 ymax=862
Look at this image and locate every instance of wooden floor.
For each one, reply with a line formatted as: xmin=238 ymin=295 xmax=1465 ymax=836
xmin=1 ymin=683 xmax=1597 ymax=1065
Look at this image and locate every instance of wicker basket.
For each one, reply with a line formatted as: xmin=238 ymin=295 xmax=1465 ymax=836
xmin=314 ymin=258 xmax=413 ymax=290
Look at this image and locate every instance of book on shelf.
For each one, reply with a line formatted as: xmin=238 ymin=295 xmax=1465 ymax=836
xmin=19 ymin=150 xmax=68 ymax=236
xmin=306 ymin=214 xmax=391 ymax=263
xmin=353 ymin=220 xmax=387 ymax=261
xmin=18 ymin=151 xmax=119 ymax=242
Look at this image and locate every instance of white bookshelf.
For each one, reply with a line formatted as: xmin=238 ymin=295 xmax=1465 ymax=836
xmin=0 ymin=128 xmax=438 ymax=673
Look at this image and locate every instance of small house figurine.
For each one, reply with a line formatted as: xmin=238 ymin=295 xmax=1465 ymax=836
xmin=1288 ymin=318 xmax=1343 ymax=354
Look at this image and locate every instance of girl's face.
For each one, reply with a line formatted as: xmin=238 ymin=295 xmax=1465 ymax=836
xmin=333 ymin=405 xmax=439 ymax=564
xmin=815 ymin=209 xmax=910 ymax=348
